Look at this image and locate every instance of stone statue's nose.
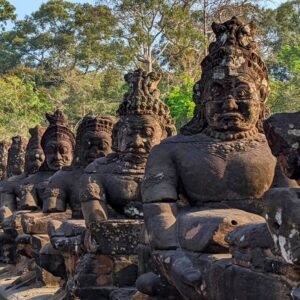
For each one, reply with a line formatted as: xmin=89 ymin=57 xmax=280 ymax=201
xmin=132 ymin=134 xmax=143 ymax=146
xmin=222 ymin=96 xmax=238 ymax=111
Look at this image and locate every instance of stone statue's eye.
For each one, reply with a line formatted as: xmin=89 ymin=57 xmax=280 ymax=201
xmin=238 ymin=89 xmax=249 ymax=98
xmin=145 ymin=129 xmax=153 ymax=137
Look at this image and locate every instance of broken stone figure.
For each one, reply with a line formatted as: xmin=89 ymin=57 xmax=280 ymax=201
xmin=74 ymin=68 xmax=176 ymax=299
xmin=263 ymin=111 xmax=300 ymax=298
xmin=39 ymin=115 xmax=115 ymax=292
xmin=136 ymin=17 xmax=297 ymax=300
xmin=6 ymin=136 xmax=27 ymax=179
xmin=0 ymin=140 xmax=10 ymax=180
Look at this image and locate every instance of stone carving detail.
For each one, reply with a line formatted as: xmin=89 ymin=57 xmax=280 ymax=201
xmin=7 ymin=136 xmax=27 ymax=178
xmin=137 ymin=17 xmax=281 ymax=300
xmin=0 ymin=140 xmax=10 ymax=180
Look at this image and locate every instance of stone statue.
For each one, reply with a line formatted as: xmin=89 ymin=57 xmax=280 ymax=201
xmin=0 ymin=127 xmax=45 ymax=212
xmin=18 ymin=115 xmax=115 ymax=292
xmin=138 ymin=17 xmax=278 ymax=299
xmin=6 ymin=136 xmax=27 ymax=178
xmin=43 ymin=115 xmax=116 ymax=218
xmin=80 ymin=68 xmax=176 ymax=225
xmin=70 ymin=69 xmax=176 ymax=298
xmin=17 ymin=110 xmax=75 ymax=210
xmin=0 ymin=140 xmax=10 ymax=180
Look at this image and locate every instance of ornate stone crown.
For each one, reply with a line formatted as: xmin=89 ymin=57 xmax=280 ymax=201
xmin=41 ymin=109 xmax=75 ymax=151
xmin=181 ymin=17 xmax=269 ymax=135
xmin=76 ymin=115 xmax=116 ymax=139
xmin=117 ymin=68 xmax=175 ymax=131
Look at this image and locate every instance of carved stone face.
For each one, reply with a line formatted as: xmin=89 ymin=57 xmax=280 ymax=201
xmin=45 ymin=140 xmax=74 ymax=171
xmin=116 ymin=115 xmax=164 ymax=156
xmin=25 ymin=148 xmax=45 ymax=174
xmin=204 ymin=75 xmax=261 ymax=132
xmin=80 ymin=131 xmax=112 ymax=165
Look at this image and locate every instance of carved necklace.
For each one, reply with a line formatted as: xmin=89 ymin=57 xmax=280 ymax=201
xmin=202 ymin=127 xmax=265 ymax=159
xmin=203 ymin=127 xmax=258 ymax=141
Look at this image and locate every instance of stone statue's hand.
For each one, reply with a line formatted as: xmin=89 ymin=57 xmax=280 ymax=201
xmin=170 ymin=254 xmax=202 ymax=289
xmin=153 ymin=250 xmax=202 ymax=299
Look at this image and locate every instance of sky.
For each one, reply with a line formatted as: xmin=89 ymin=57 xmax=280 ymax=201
xmin=10 ymin=0 xmax=95 ymax=19
xmin=9 ymin=0 xmax=286 ymax=20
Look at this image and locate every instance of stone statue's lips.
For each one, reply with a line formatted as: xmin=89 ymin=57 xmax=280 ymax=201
xmin=53 ymin=161 xmax=64 ymax=168
xmin=220 ymin=112 xmax=244 ymax=121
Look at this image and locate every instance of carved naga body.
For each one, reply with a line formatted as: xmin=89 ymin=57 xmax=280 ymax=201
xmin=138 ymin=17 xmax=279 ymax=299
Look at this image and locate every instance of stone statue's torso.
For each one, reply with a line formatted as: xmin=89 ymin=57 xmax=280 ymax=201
xmin=86 ymin=155 xmax=145 ymax=217
xmin=144 ymin=132 xmax=277 ymax=211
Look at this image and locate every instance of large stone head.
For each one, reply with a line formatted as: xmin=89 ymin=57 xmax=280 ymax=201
xmin=7 ymin=136 xmax=27 ymax=177
xmin=41 ymin=110 xmax=75 ymax=171
xmin=183 ymin=17 xmax=269 ymax=137
xmin=0 ymin=140 xmax=10 ymax=180
xmin=74 ymin=115 xmax=116 ymax=166
xmin=24 ymin=126 xmax=46 ymax=175
xmin=114 ymin=69 xmax=176 ymax=161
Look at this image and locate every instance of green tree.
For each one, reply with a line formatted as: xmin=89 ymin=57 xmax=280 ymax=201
xmin=165 ymin=75 xmax=195 ymax=129
xmin=0 ymin=75 xmax=53 ymax=139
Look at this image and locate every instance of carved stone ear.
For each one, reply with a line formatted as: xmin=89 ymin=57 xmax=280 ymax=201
xmin=166 ymin=124 xmax=177 ymax=137
xmin=249 ymin=21 xmax=256 ymax=35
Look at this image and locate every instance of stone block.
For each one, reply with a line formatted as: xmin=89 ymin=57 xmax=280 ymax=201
xmin=21 ymin=211 xmax=71 ymax=234
xmin=177 ymin=208 xmax=264 ymax=252
xmin=90 ymin=219 xmax=143 ymax=255
xmin=48 ymin=219 xmax=86 ymax=238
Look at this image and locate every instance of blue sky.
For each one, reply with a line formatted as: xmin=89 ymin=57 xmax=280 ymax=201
xmin=10 ymin=0 xmax=95 ymax=19
xmin=9 ymin=0 xmax=285 ymax=20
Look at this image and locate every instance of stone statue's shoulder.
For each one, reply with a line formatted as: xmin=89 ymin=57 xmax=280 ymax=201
xmin=61 ymin=165 xmax=73 ymax=171
xmin=84 ymin=156 xmax=109 ymax=174
xmin=160 ymin=133 xmax=206 ymax=145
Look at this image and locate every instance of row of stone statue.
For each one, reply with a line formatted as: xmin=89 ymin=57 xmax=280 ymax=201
xmin=0 ymin=16 xmax=299 ymax=300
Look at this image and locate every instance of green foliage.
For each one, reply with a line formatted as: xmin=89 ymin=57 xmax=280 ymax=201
xmin=165 ymin=75 xmax=195 ymax=129
xmin=0 ymin=0 xmax=15 ymax=27
xmin=0 ymin=75 xmax=53 ymax=139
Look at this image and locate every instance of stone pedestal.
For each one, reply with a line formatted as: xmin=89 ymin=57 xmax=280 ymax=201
xmin=72 ymin=219 xmax=143 ymax=299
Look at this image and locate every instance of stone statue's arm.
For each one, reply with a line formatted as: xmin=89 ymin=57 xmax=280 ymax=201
xmin=43 ymin=171 xmax=67 ymax=213
xmin=80 ymin=172 xmax=107 ymax=227
xmin=142 ymin=144 xmax=179 ymax=250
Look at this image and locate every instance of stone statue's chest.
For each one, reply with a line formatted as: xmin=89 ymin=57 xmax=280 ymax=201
xmin=102 ymin=173 xmax=143 ymax=206
xmin=175 ymin=140 xmax=276 ymax=202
